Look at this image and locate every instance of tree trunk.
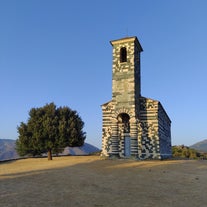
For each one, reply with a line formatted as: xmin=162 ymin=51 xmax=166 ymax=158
xmin=48 ymin=149 xmax=52 ymax=160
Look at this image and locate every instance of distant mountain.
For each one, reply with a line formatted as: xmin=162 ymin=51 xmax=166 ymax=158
xmin=62 ymin=143 xmax=100 ymax=156
xmin=190 ymin=139 xmax=207 ymax=152
xmin=0 ymin=139 xmax=100 ymax=161
xmin=0 ymin=139 xmax=19 ymax=161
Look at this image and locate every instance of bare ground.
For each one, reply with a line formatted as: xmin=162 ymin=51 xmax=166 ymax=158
xmin=0 ymin=156 xmax=207 ymax=207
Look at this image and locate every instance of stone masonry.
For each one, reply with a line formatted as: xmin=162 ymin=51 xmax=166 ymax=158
xmin=101 ymin=36 xmax=172 ymax=159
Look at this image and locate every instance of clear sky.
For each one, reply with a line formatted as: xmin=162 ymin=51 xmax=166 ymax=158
xmin=0 ymin=0 xmax=207 ymax=148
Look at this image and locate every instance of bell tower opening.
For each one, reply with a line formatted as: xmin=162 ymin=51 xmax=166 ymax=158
xmin=120 ymin=47 xmax=127 ymax=62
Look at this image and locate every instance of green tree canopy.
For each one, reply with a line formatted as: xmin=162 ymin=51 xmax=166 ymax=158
xmin=16 ymin=103 xmax=86 ymax=160
xmin=172 ymin=145 xmax=202 ymax=159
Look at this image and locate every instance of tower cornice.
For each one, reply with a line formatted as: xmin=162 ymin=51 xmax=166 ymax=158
xmin=110 ymin=36 xmax=143 ymax=52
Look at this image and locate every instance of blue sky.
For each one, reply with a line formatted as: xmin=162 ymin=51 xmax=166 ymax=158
xmin=0 ymin=0 xmax=207 ymax=148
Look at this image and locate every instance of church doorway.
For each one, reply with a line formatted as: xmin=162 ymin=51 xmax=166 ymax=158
xmin=124 ymin=136 xmax=131 ymax=157
xmin=117 ymin=113 xmax=131 ymax=157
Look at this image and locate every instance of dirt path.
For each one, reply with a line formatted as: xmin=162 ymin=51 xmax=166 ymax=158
xmin=0 ymin=156 xmax=207 ymax=207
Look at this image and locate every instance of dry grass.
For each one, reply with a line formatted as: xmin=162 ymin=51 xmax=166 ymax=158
xmin=1 ymin=156 xmax=207 ymax=207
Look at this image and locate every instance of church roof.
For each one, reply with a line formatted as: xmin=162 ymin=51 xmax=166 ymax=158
xmin=101 ymin=100 xmax=112 ymax=107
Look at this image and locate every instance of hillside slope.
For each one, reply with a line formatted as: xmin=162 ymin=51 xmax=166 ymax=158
xmin=62 ymin=143 xmax=100 ymax=155
xmin=190 ymin=139 xmax=207 ymax=152
xmin=0 ymin=139 xmax=19 ymax=161
xmin=0 ymin=139 xmax=100 ymax=161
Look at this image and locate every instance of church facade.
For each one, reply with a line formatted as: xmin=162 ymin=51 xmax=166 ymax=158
xmin=101 ymin=36 xmax=171 ymax=159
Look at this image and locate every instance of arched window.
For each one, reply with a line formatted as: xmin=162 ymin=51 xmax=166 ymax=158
xmin=120 ymin=47 xmax=127 ymax=63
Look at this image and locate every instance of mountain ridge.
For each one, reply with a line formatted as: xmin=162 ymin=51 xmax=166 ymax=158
xmin=190 ymin=139 xmax=207 ymax=152
xmin=0 ymin=139 xmax=20 ymax=161
xmin=0 ymin=139 xmax=100 ymax=161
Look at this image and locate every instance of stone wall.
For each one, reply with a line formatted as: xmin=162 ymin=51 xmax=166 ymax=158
xmin=101 ymin=101 xmax=139 ymax=158
xmin=101 ymin=101 xmax=113 ymax=157
xmin=138 ymin=97 xmax=172 ymax=159
xmin=158 ymin=103 xmax=172 ymax=158
xmin=111 ymin=37 xmax=141 ymax=114
xmin=138 ymin=97 xmax=161 ymax=159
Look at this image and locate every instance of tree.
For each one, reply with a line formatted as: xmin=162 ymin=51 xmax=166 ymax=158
xmin=172 ymin=145 xmax=201 ymax=159
xmin=16 ymin=103 xmax=86 ymax=160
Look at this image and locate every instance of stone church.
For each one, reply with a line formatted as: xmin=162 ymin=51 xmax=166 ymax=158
xmin=101 ymin=36 xmax=172 ymax=159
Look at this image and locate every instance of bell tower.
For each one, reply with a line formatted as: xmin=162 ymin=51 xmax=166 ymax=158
xmin=102 ymin=37 xmax=143 ymax=158
xmin=110 ymin=37 xmax=143 ymax=118
xmin=101 ymin=36 xmax=171 ymax=159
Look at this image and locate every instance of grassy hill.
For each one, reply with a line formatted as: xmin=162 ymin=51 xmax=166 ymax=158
xmin=1 ymin=156 xmax=207 ymax=207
